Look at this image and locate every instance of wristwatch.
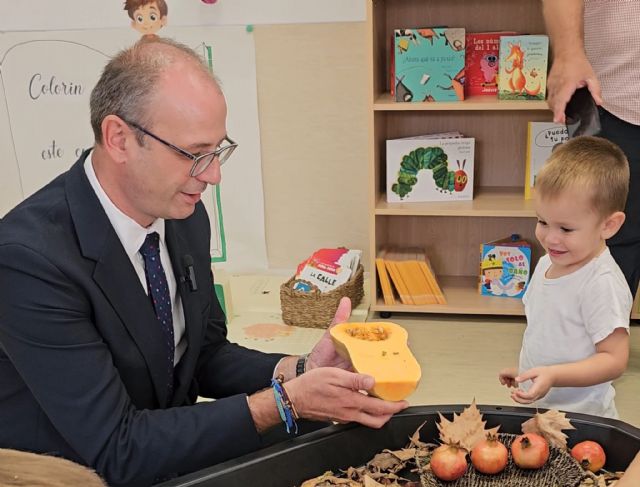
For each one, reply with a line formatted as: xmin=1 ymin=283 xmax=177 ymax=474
xmin=296 ymin=354 xmax=309 ymax=377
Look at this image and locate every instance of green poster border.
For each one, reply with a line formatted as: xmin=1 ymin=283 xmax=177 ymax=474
xmin=204 ymin=44 xmax=227 ymax=264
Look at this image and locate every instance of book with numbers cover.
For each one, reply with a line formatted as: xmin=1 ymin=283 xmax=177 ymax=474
xmin=465 ymin=31 xmax=516 ymax=96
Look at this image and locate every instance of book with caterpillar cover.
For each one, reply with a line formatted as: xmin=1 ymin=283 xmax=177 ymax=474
xmin=386 ymin=133 xmax=475 ymax=203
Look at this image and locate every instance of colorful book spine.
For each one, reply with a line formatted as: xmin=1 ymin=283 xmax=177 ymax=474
xmin=497 ymin=35 xmax=549 ymax=101
xmin=377 ymin=248 xmax=446 ymax=305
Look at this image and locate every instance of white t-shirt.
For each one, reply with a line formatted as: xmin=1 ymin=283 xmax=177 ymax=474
xmin=519 ymin=248 xmax=631 ymax=418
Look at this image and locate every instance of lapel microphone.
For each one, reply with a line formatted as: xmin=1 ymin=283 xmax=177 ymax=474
xmin=181 ymin=255 xmax=198 ymax=292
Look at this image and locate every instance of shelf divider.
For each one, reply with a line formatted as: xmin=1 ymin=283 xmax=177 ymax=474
xmin=372 ymin=275 xmax=526 ymax=316
xmin=375 ymin=187 xmax=537 ymax=217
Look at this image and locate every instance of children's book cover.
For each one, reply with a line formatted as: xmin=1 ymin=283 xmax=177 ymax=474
xmin=465 ymin=31 xmax=516 ymax=97
xmin=498 ymin=35 xmax=549 ymax=101
xmin=479 ymin=235 xmax=531 ymax=299
xmin=391 ymin=27 xmax=465 ymax=102
xmin=524 ymin=122 xmax=568 ymax=199
xmin=386 ymin=134 xmax=475 ymax=203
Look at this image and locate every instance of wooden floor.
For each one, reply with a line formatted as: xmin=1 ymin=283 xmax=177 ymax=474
xmin=225 ymin=274 xmax=640 ymax=428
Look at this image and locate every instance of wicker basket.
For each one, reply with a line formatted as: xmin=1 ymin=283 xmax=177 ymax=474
xmin=280 ymin=264 xmax=364 ymax=328
xmin=420 ymin=433 xmax=584 ymax=487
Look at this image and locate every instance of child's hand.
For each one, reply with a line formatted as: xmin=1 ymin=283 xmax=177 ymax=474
xmin=510 ymin=367 xmax=555 ymax=404
xmin=498 ymin=367 xmax=519 ymax=388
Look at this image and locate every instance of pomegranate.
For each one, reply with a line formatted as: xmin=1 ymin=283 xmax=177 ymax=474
xmin=430 ymin=444 xmax=468 ymax=481
xmin=511 ymin=433 xmax=550 ymax=469
xmin=571 ymin=440 xmax=606 ymax=472
xmin=471 ymin=434 xmax=508 ymax=475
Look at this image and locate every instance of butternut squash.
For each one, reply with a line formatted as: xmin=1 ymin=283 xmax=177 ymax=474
xmin=329 ymin=321 xmax=421 ymax=401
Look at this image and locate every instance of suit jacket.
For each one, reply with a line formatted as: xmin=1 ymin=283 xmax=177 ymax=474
xmin=0 ymin=151 xmax=284 ymax=486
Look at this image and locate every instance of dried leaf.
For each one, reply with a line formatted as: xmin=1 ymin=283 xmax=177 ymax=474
xmin=408 ymin=421 xmax=428 ymax=448
xmin=300 ymin=471 xmax=361 ymax=486
xmin=367 ymin=452 xmax=401 ymax=471
xmin=384 ymin=447 xmax=416 ymax=462
xmin=521 ymin=409 xmax=575 ymax=449
xmin=436 ymin=399 xmax=500 ymax=451
xmin=363 ymin=475 xmax=384 ymax=487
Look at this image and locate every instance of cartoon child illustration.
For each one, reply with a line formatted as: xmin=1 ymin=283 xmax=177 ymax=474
xmin=481 ymin=254 xmax=504 ymax=293
xmin=482 ymin=253 xmax=525 ymax=296
xmin=124 ymin=0 xmax=168 ymax=39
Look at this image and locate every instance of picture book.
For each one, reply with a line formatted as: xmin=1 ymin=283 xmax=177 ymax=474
xmin=386 ymin=133 xmax=475 ymax=203
xmin=497 ymin=35 xmax=549 ymax=101
xmin=295 ymin=248 xmax=362 ymax=293
xmin=465 ymin=31 xmax=516 ymax=97
xmin=391 ymin=27 xmax=466 ymax=102
xmin=524 ymin=121 xmax=568 ymax=199
xmin=479 ymin=235 xmax=531 ymax=299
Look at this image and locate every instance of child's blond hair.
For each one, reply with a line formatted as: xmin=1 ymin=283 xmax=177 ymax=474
xmin=535 ymin=136 xmax=629 ymax=218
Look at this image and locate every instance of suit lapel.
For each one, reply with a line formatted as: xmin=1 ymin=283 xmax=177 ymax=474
xmin=165 ymin=220 xmax=203 ymax=405
xmin=66 ymin=151 xmax=172 ymax=407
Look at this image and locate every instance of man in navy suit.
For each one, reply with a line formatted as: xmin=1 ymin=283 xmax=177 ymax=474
xmin=0 ymin=38 xmax=407 ymax=487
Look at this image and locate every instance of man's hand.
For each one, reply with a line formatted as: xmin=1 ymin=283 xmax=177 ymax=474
xmin=306 ymin=297 xmax=352 ymax=371
xmin=547 ymin=54 xmax=602 ymax=123
xmin=509 ymin=366 xmax=555 ymax=405
xmin=285 ymin=367 xmax=409 ymax=429
xmin=498 ymin=367 xmax=519 ymax=388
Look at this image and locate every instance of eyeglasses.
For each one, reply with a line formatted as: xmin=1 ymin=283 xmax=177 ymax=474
xmin=125 ymin=120 xmax=237 ymax=176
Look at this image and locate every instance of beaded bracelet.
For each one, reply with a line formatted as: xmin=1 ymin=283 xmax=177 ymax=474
xmin=271 ymin=374 xmax=298 ymax=434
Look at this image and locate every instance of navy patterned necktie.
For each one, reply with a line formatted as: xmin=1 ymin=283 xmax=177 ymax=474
xmin=139 ymin=232 xmax=174 ymax=401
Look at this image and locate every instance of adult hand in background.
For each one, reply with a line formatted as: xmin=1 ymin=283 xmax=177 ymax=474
xmin=306 ymin=297 xmax=352 ymax=371
xmin=547 ymin=53 xmax=602 ymax=124
xmin=285 ymin=367 xmax=408 ymax=428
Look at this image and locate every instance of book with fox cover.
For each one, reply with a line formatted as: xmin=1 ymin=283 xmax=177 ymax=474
xmin=498 ymin=34 xmax=549 ymax=101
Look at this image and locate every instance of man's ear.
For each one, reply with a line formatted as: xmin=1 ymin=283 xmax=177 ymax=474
xmin=602 ymin=211 xmax=626 ymax=240
xmin=101 ymin=115 xmax=134 ymax=164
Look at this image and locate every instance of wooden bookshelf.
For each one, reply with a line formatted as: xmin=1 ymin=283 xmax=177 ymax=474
xmin=367 ymin=0 xmax=549 ymax=317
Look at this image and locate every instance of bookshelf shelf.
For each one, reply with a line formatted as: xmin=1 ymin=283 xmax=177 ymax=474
xmin=367 ymin=0 xmax=549 ymax=317
xmin=375 ymin=187 xmax=536 ymax=217
xmin=372 ymin=276 xmax=525 ymax=316
xmin=373 ymin=94 xmax=550 ymax=112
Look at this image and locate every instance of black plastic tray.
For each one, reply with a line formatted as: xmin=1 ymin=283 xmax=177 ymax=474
xmin=158 ymin=405 xmax=640 ymax=487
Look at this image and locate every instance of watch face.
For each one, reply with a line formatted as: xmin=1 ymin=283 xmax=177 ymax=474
xmin=565 ymin=87 xmax=601 ymax=138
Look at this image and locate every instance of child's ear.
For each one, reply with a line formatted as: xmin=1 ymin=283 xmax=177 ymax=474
xmin=602 ymin=211 xmax=626 ymax=239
